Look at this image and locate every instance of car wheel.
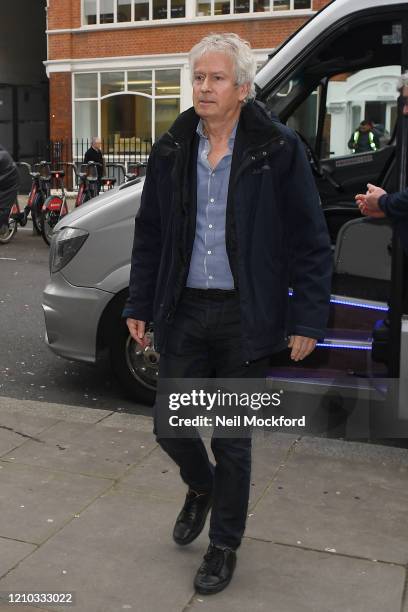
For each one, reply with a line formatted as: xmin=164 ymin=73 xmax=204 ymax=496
xmin=110 ymin=318 xmax=158 ymax=405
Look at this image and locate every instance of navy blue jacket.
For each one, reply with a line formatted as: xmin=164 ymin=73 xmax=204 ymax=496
xmin=123 ymin=101 xmax=333 ymax=361
xmin=379 ymin=190 xmax=408 ymax=254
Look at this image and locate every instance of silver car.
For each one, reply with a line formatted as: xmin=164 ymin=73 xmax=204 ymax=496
xmin=43 ymin=0 xmax=404 ymax=402
xmin=43 ymin=179 xmax=159 ymax=404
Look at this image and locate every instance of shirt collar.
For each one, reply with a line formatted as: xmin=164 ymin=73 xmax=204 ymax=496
xmin=196 ymin=119 xmax=238 ymax=147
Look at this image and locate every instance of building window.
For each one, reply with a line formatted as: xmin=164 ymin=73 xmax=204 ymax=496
xmin=117 ymin=0 xmax=132 ymax=21
xmin=100 ymin=0 xmax=115 ymax=22
xmin=196 ymin=0 xmax=310 ymax=16
xmin=74 ymin=69 xmax=181 ymax=154
xmin=75 ymin=73 xmax=98 ymax=98
xmin=101 ymin=95 xmax=152 ymax=153
xmin=101 ymin=72 xmax=125 ymax=96
xmin=84 ymin=0 xmax=97 ymax=23
xmin=134 ymin=0 xmax=149 ymax=20
xmin=83 ymin=0 xmax=185 ymax=23
xmin=83 ymin=0 xmax=308 ymax=24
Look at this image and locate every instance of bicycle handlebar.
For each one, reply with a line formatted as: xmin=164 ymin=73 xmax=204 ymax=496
xmin=16 ymin=161 xmax=32 ymax=173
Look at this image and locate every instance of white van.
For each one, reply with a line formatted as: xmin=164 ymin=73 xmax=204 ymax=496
xmin=43 ymin=0 xmax=407 ymax=403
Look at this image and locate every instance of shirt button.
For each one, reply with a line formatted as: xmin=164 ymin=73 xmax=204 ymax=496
xmin=209 ymin=224 xmax=213 ymax=229
xmin=207 ymin=250 xmax=212 ymax=255
xmin=210 ymin=198 xmax=215 ymax=203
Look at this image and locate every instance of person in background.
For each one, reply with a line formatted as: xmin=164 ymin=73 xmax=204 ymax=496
xmin=0 ymin=145 xmax=19 ymax=241
xmin=83 ymin=136 xmax=105 ymax=192
xmin=355 ymin=73 xmax=408 ymax=254
xmin=348 ymin=120 xmax=380 ymax=153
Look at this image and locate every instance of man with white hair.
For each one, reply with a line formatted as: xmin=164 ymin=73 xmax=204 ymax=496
xmin=356 ymin=72 xmax=408 ymax=253
xmin=83 ymin=136 xmax=104 ymax=191
xmin=123 ymin=33 xmax=332 ymax=594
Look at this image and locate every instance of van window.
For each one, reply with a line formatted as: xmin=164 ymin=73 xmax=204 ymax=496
xmin=284 ymin=66 xmax=400 ymax=160
xmin=262 ymin=14 xmax=403 ymax=203
xmin=322 ymin=68 xmax=399 ymax=159
xmin=264 ymin=16 xmax=402 ymax=123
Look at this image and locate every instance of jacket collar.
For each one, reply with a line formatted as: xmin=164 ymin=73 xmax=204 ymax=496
xmin=159 ymin=100 xmax=283 ymax=151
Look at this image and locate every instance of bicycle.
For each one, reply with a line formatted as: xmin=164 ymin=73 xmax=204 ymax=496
xmin=1 ymin=161 xmax=53 ymax=243
xmin=75 ymin=161 xmax=102 ymax=207
xmin=40 ymin=169 xmax=69 ymax=246
xmin=105 ymin=161 xmax=147 ymax=185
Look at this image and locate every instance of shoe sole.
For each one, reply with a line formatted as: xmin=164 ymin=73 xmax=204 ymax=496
xmin=173 ymin=499 xmax=212 ymax=546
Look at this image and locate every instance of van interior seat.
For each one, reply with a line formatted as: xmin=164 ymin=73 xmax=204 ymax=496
xmin=323 ymin=205 xmax=362 ymax=244
xmin=334 ymin=217 xmax=392 ymax=280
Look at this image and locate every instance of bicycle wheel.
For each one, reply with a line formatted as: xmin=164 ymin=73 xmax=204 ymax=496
xmin=31 ymin=194 xmax=43 ymax=235
xmin=0 ymin=216 xmax=17 ymax=244
xmin=41 ymin=196 xmax=62 ymax=246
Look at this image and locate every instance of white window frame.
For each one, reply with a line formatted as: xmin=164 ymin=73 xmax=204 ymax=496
xmin=81 ymin=0 xmax=311 ymax=25
xmin=72 ymin=68 xmax=181 ymax=155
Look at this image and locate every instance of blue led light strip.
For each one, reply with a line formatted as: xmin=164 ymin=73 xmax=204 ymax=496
xmin=316 ymin=342 xmax=371 ymax=351
xmin=329 ymin=297 xmax=387 ymax=312
xmin=288 ymin=289 xmax=388 ymax=312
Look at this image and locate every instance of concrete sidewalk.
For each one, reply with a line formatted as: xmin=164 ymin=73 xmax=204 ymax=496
xmin=0 ymin=395 xmax=407 ymax=612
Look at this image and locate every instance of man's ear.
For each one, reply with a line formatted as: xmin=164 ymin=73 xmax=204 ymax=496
xmin=238 ymin=82 xmax=251 ymax=103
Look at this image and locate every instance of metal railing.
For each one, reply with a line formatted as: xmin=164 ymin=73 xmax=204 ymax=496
xmin=37 ymin=137 xmax=152 ymax=166
xmin=20 ymin=137 xmax=152 ymax=191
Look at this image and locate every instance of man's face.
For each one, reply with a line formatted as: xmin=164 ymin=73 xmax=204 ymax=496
xmin=360 ymin=124 xmax=370 ymax=133
xmin=402 ymin=86 xmax=408 ymax=116
xmin=93 ymin=139 xmax=102 ymax=150
xmin=192 ymin=52 xmax=249 ymax=122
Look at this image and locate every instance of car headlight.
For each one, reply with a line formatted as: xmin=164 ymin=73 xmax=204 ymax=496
xmin=49 ymin=227 xmax=89 ymax=273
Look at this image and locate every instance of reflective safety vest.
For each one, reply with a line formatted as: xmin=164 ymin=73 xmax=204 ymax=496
xmin=353 ymin=130 xmax=377 ymax=151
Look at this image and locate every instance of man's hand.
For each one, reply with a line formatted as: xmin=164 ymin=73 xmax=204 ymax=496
xmin=126 ymin=318 xmax=151 ymax=349
xmin=288 ymin=335 xmax=317 ymax=361
xmin=355 ymin=183 xmax=387 ymax=218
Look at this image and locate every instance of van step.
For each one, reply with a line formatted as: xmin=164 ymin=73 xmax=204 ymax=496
xmin=328 ymin=293 xmax=387 ymax=332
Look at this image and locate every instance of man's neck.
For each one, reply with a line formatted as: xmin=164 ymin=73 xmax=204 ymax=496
xmin=201 ymin=109 xmax=241 ymax=142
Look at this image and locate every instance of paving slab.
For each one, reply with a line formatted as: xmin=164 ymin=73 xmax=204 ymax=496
xmin=249 ymin=433 xmax=298 ymax=508
xmin=246 ymin=440 xmax=408 ymax=564
xmin=118 ymin=446 xmax=186 ymax=500
xmin=98 ymin=412 xmax=153 ymax=433
xmin=0 ymin=411 xmax=59 ymax=457
xmin=0 ymin=538 xmax=36 ymax=578
xmin=0 ymin=462 xmax=111 ymax=544
xmin=187 ymin=539 xmax=405 ymax=612
xmin=1 ymin=421 xmax=156 ymax=479
xmin=0 ymin=488 xmax=203 ymax=612
xmin=0 ymin=397 xmax=110 ymax=425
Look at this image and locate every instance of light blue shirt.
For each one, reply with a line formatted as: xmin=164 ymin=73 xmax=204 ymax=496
xmin=186 ymin=119 xmax=237 ymax=289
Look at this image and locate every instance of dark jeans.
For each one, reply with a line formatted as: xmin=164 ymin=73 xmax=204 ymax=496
xmin=153 ymin=288 xmax=269 ymax=550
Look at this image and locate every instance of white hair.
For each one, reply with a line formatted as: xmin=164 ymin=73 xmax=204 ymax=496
xmin=189 ymin=33 xmax=257 ymax=103
xmin=397 ymin=72 xmax=408 ymax=91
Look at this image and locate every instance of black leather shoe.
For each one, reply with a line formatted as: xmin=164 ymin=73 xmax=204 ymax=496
xmin=173 ymin=489 xmax=212 ymax=546
xmin=194 ymin=543 xmax=237 ymax=595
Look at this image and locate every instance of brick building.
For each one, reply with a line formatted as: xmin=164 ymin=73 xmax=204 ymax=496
xmin=45 ymin=0 xmax=330 ymax=159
